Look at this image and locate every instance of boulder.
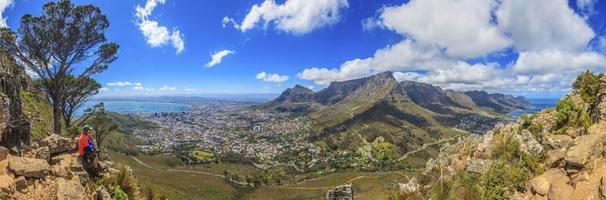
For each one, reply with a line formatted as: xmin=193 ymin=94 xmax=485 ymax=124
xmin=465 ymin=159 xmax=492 ymax=174
xmin=56 ymin=178 xmax=86 ymax=200
xmin=95 ymin=186 xmax=111 ymax=200
xmin=571 ymin=181 xmax=591 ymax=200
xmin=0 ymin=174 xmax=14 ymax=193
xmin=565 ymin=123 xmax=606 ymax=168
xmin=548 ymin=181 xmax=574 ymax=200
xmin=9 ymin=156 xmax=50 ymax=178
xmin=40 ymin=134 xmax=76 ymax=155
xmin=544 ymin=150 xmax=564 ymax=168
xmin=34 ymin=146 xmax=50 ymax=161
xmin=531 ymin=194 xmax=548 ymax=200
xmin=544 ymin=134 xmax=573 ymax=151
xmin=514 ymin=129 xmax=543 ymax=155
xmin=565 ymin=127 xmax=586 ymax=138
xmin=530 ymin=168 xmax=569 ymax=196
xmin=14 ymin=176 xmax=26 ymax=191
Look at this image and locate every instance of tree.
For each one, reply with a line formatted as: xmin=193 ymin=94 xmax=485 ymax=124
xmin=0 ymin=0 xmax=118 ymax=135
xmin=86 ymin=103 xmax=118 ymax=148
xmin=62 ymin=75 xmax=101 ymax=128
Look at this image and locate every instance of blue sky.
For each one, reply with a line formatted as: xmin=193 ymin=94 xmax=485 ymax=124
xmin=2 ymin=0 xmax=606 ymax=98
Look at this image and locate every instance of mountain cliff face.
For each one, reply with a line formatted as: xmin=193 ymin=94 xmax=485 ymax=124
xmin=464 ymin=90 xmax=533 ymax=113
xmin=259 ymin=71 xmax=531 ymax=154
xmin=0 ymin=53 xmax=31 ymax=152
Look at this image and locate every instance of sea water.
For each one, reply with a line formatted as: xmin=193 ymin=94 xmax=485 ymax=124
xmin=75 ymin=100 xmax=190 ymax=115
xmin=508 ymin=98 xmax=559 ymax=118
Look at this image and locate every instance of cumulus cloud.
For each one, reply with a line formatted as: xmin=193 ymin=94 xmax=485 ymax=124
xmin=298 ymin=0 xmax=605 ymax=94
xmin=159 ymin=85 xmax=177 ymax=91
xmin=227 ymin=0 xmax=348 ymax=35
xmin=135 ymin=0 xmax=185 ymax=54
xmin=378 ymin=0 xmax=511 ymax=58
xmin=206 ymin=50 xmax=234 ymax=67
xmin=496 ymin=0 xmax=594 ymax=52
xmin=256 ymin=72 xmax=289 ymax=84
xmin=0 ymin=0 xmax=12 ymax=28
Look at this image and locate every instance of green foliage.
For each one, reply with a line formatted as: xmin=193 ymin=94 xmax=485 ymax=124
xmin=555 ymin=97 xmax=592 ymax=132
xmin=20 ymin=91 xmax=53 ymax=141
xmin=371 ymin=140 xmax=399 ymax=161
xmin=113 ymin=186 xmax=129 ymax=200
xmin=84 ymin=103 xmax=119 ymax=148
xmin=573 ymin=71 xmax=604 ymax=105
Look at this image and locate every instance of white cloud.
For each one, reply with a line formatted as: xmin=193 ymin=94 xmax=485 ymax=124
xmin=184 ymin=88 xmax=197 ymax=92
xmin=229 ymin=0 xmax=348 ymax=35
xmin=107 ymin=81 xmax=133 ymax=87
xmin=496 ymin=0 xmax=594 ymax=52
xmin=256 ymin=72 xmax=289 ymax=84
xmin=512 ymin=50 xmax=606 ymax=75
xmin=159 ymin=85 xmax=177 ymax=91
xmin=135 ymin=0 xmax=185 ymax=54
xmin=99 ymin=87 xmax=109 ymax=92
xmin=0 ymin=0 xmax=12 ymax=28
xmin=297 ymin=0 xmax=603 ymax=94
xmin=206 ymin=50 xmax=234 ymax=67
xmin=378 ymin=0 xmax=511 ymax=58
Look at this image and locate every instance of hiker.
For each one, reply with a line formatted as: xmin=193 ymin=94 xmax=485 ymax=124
xmin=78 ymin=125 xmax=100 ymax=174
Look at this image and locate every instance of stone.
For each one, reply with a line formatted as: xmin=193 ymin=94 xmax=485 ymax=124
xmin=398 ymin=177 xmax=419 ymax=193
xmin=514 ymin=129 xmax=544 ymax=155
xmin=544 ymin=150 xmax=564 ymax=168
xmin=39 ymin=134 xmax=76 ymax=155
xmin=34 ymin=146 xmax=50 ymax=161
xmin=548 ymin=181 xmax=574 ymax=200
xmin=570 ymin=171 xmax=589 ymax=187
xmin=9 ymin=156 xmax=50 ymax=178
xmin=0 ymin=174 xmax=14 ymax=193
xmin=544 ymin=134 xmax=573 ymax=151
xmin=95 ymin=186 xmax=111 ymax=200
xmin=565 ymin=123 xmax=606 ymax=168
xmin=14 ymin=176 xmax=26 ymax=191
xmin=531 ymin=194 xmax=548 ymax=200
xmin=571 ymin=181 xmax=591 ymax=200
xmin=530 ymin=169 xmax=569 ymax=196
xmin=325 ymin=184 xmax=353 ymax=200
xmin=465 ymin=159 xmax=492 ymax=173
xmin=566 ymin=127 xmax=586 ymax=138
xmin=0 ymin=147 xmax=8 ymax=161
xmin=56 ymin=178 xmax=86 ymax=200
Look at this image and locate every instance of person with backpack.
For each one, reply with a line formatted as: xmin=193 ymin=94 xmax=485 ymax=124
xmin=78 ymin=125 xmax=100 ymax=175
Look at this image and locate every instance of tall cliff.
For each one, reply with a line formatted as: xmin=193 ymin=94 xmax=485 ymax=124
xmin=0 ymin=52 xmax=30 ymax=152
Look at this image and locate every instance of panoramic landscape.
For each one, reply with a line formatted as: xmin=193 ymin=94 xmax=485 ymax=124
xmin=1 ymin=0 xmax=606 ymax=199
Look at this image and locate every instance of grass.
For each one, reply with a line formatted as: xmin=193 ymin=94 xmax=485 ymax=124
xmin=110 ymin=153 xmax=412 ymax=200
xmin=20 ymin=91 xmax=53 ymax=141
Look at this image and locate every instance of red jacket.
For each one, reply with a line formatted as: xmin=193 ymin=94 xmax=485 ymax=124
xmin=78 ymin=133 xmax=94 ymax=156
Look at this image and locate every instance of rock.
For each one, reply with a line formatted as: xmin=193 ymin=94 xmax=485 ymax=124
xmin=600 ymin=176 xmax=606 ymax=198
xmin=548 ymin=181 xmax=574 ymax=200
xmin=325 ymin=184 xmax=353 ymax=200
xmin=0 ymin=174 xmax=14 ymax=193
xmin=571 ymin=181 xmax=591 ymax=200
xmin=9 ymin=156 xmax=50 ymax=178
xmin=39 ymin=134 xmax=76 ymax=155
xmin=0 ymin=147 xmax=8 ymax=161
xmin=95 ymin=186 xmax=111 ymax=200
xmin=398 ymin=177 xmax=419 ymax=193
xmin=531 ymin=194 xmax=548 ymax=200
xmin=514 ymin=129 xmax=543 ymax=155
xmin=56 ymin=178 xmax=86 ymax=200
xmin=466 ymin=159 xmax=492 ymax=173
xmin=34 ymin=146 xmax=50 ymax=161
xmin=544 ymin=150 xmax=564 ymax=168
xmin=565 ymin=123 xmax=606 ymax=168
xmin=565 ymin=127 xmax=586 ymax=138
xmin=544 ymin=134 xmax=573 ymax=151
xmin=570 ymin=171 xmax=589 ymax=187
xmin=530 ymin=169 xmax=569 ymax=196
xmin=14 ymin=176 xmax=26 ymax=191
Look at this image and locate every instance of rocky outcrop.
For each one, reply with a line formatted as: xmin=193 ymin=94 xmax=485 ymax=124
xmin=56 ymin=177 xmax=86 ymax=200
xmin=9 ymin=157 xmax=50 ymax=178
xmin=565 ymin=122 xmax=606 ymax=168
xmin=39 ymin=134 xmax=77 ymax=155
xmin=325 ymin=184 xmax=353 ymax=200
xmin=0 ymin=52 xmax=31 ymax=152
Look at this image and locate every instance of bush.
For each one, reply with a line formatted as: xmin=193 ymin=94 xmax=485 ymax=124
xmin=573 ymin=71 xmax=603 ymax=105
xmin=113 ymin=186 xmax=129 ymax=200
xmin=555 ymin=97 xmax=592 ymax=132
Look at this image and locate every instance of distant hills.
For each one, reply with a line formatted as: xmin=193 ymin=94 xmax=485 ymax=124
xmin=257 ymin=71 xmax=532 ymax=154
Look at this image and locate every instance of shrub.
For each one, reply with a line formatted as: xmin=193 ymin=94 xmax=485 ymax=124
xmin=555 ymin=97 xmax=592 ymax=132
xmin=573 ymin=71 xmax=603 ymax=105
xmin=113 ymin=186 xmax=129 ymax=200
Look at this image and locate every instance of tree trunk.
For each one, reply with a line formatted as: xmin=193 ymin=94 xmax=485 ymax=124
xmin=53 ymin=100 xmax=62 ymax=135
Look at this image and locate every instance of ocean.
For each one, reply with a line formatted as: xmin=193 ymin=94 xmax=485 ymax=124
xmin=75 ymin=100 xmax=190 ymax=115
xmin=508 ymin=98 xmax=559 ymax=118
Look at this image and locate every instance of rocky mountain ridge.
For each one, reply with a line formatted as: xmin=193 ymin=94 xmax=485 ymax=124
xmin=394 ymin=72 xmax=606 ymax=200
